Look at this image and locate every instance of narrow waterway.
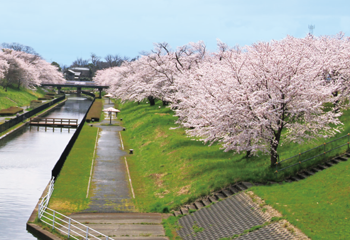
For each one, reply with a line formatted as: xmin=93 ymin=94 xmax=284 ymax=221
xmin=0 ymin=95 xmax=92 ymax=239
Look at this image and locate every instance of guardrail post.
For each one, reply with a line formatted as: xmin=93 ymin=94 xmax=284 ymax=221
xmin=52 ymin=211 xmax=55 ymax=230
xmin=38 ymin=202 xmax=41 ymax=219
xmin=106 ymin=236 xmax=109 ymax=240
xmin=68 ymin=218 xmax=71 ymax=238
xmin=86 ymin=226 xmax=89 ymax=239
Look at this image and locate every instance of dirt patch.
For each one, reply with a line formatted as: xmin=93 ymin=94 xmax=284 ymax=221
xmin=149 ymin=173 xmax=166 ymax=187
xmin=155 ymin=113 xmax=170 ymax=116
xmin=177 ymin=185 xmax=191 ymax=195
xmin=154 ymin=127 xmax=168 ymax=139
xmin=132 ymin=121 xmax=143 ymax=129
xmin=142 ymin=141 xmax=152 ymax=147
xmin=49 ymin=199 xmax=80 ymax=213
xmin=246 ymin=191 xmax=310 ymax=240
xmin=246 ymin=191 xmax=282 ymax=218
xmin=155 ymin=190 xmax=170 ymax=198
xmin=167 ymin=150 xmax=178 ymax=156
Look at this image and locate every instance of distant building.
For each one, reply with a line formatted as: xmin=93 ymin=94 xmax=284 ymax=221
xmin=64 ymin=67 xmax=91 ymax=81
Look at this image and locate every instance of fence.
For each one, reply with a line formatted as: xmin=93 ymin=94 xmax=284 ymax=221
xmin=38 ymin=179 xmax=113 ymax=240
xmin=51 ymin=96 xmax=95 ymax=179
xmin=275 ymin=133 xmax=350 ymax=176
xmin=0 ymin=95 xmax=65 ymax=134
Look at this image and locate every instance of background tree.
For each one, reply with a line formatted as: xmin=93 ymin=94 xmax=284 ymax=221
xmin=1 ymin=42 xmax=40 ymax=56
xmin=51 ymin=61 xmax=61 ymax=72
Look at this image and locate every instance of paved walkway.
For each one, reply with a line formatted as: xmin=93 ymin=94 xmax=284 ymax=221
xmin=84 ymin=98 xmax=134 ymax=213
xmin=69 ymin=99 xmax=169 ymax=239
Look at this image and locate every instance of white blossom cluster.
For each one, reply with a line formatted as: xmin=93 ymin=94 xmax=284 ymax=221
xmin=94 ymin=34 xmax=350 ymax=165
xmin=0 ymin=49 xmax=65 ymax=89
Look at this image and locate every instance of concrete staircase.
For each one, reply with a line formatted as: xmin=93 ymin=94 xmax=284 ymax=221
xmin=174 ymin=153 xmax=349 ymax=217
xmin=63 ymin=212 xmax=170 ymax=240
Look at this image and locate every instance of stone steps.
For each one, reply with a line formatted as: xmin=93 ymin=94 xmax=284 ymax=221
xmin=59 ymin=213 xmax=170 ymax=240
xmin=174 ymin=152 xmax=349 ymax=217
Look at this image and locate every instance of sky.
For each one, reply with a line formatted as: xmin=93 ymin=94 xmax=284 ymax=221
xmin=1 ymin=0 xmax=349 ymax=66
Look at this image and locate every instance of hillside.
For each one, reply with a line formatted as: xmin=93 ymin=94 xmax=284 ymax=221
xmin=0 ymin=85 xmax=47 ymax=110
xmin=117 ymin=100 xmax=350 ymax=212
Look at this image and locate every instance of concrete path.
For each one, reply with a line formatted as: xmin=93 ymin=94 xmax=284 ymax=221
xmin=68 ymin=212 xmax=169 ymax=240
xmin=83 ymin=98 xmax=134 ymax=213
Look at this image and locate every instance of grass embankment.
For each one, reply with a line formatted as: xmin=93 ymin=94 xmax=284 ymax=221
xmin=0 ymin=85 xmax=46 ymax=109
xmin=49 ymin=123 xmax=99 ymax=214
xmin=117 ymin=100 xmax=350 ymax=213
xmin=86 ymin=99 xmax=104 ymax=122
xmin=252 ymin=160 xmax=350 ymax=239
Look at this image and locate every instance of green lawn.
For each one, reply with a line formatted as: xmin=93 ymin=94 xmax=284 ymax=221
xmin=117 ymin=100 xmax=350 ymax=212
xmin=0 ymin=85 xmax=46 ymax=109
xmin=252 ymin=159 xmax=350 ymax=239
xmin=49 ymin=123 xmax=99 ymax=213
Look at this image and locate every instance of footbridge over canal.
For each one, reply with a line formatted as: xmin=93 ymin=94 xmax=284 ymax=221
xmin=41 ymin=81 xmax=109 ymax=98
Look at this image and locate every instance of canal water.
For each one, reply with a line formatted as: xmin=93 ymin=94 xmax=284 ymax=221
xmin=0 ymin=95 xmax=92 ymax=239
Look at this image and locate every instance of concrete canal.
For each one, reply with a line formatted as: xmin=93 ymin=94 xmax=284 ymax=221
xmin=0 ymin=95 xmax=92 ymax=239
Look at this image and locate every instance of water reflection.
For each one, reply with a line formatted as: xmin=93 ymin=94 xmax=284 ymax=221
xmin=0 ymin=95 xmax=92 ymax=239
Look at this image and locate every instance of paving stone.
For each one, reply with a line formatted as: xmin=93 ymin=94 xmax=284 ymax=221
xmin=241 ymin=181 xmax=255 ymax=188
xmin=215 ymin=192 xmax=226 ymax=199
xmin=194 ymin=201 xmax=204 ymax=209
xmin=297 ymin=173 xmax=307 ymax=179
xmin=208 ymin=196 xmax=218 ymax=203
xmin=177 ymin=192 xmax=270 ymax=240
xmin=302 ymin=170 xmax=314 ymax=176
xmin=181 ymin=208 xmax=189 ymax=215
xmin=187 ymin=204 xmax=197 ymax=210
xmin=324 ymin=161 xmax=334 ymax=167
xmin=228 ymin=185 xmax=240 ymax=194
xmin=202 ymin=199 xmax=211 ymax=206
xmin=222 ymin=189 xmax=233 ymax=197
xmin=236 ymin=222 xmax=295 ymax=240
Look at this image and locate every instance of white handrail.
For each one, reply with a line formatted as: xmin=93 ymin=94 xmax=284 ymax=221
xmin=38 ymin=178 xmax=113 ymax=240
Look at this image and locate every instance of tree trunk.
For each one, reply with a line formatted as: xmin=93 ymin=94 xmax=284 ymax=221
xmin=270 ymin=142 xmax=279 ymax=167
xmin=162 ymin=100 xmax=168 ymax=106
xmin=148 ymin=96 xmax=155 ymax=106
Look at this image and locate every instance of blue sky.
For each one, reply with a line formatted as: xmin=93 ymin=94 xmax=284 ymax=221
xmin=1 ymin=0 xmax=349 ymax=66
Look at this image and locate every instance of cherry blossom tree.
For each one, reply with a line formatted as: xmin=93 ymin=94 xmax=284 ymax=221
xmin=94 ymin=41 xmax=208 ymax=106
xmin=173 ymin=36 xmax=342 ymax=166
xmin=0 ymin=49 xmax=65 ymax=91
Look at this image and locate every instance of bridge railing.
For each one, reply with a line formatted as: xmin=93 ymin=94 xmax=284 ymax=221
xmin=30 ymin=117 xmax=78 ymax=126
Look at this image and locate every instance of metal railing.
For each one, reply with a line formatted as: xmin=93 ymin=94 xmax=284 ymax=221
xmin=30 ymin=117 xmax=78 ymax=127
xmin=275 ymin=133 xmax=350 ymax=175
xmin=38 ymin=178 xmax=113 ymax=240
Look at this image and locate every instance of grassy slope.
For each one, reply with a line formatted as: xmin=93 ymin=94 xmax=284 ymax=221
xmin=49 ymin=124 xmax=99 ymax=213
xmin=0 ymin=85 xmax=46 ymax=109
xmin=118 ymin=100 xmax=350 ymax=212
xmin=252 ymin=160 xmax=350 ymax=239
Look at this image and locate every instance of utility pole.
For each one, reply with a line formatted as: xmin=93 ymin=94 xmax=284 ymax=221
xmin=308 ymin=25 xmax=315 ymax=35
